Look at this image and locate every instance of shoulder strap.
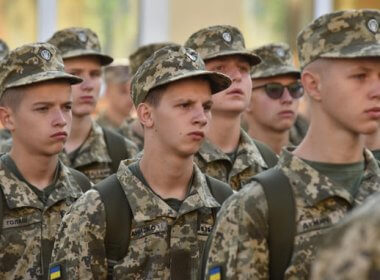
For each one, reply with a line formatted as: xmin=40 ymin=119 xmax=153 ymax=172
xmin=252 ymin=139 xmax=278 ymax=168
xmin=205 ymin=175 xmax=233 ymax=206
xmin=94 ymin=174 xmax=132 ymax=279
xmin=102 ymin=127 xmax=129 ymax=173
xmin=252 ymin=168 xmax=296 ymax=280
xmin=69 ymin=168 xmax=91 ymax=192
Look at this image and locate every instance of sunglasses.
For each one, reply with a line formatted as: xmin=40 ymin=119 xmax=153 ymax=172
xmin=252 ymin=81 xmax=304 ymax=100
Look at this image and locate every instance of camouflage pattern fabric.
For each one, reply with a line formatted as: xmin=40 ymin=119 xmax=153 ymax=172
xmin=0 ymin=137 xmax=12 ymax=153
xmin=47 ymin=27 xmax=113 ymax=66
xmin=184 ymin=25 xmax=261 ymax=65
xmin=202 ymin=148 xmax=380 ymax=279
xmin=0 ymin=39 xmax=9 ymax=60
xmin=118 ymin=118 xmax=144 ymax=151
xmin=60 ymin=120 xmax=138 ymax=183
xmin=310 ymin=189 xmax=380 ymax=279
xmin=310 ymin=190 xmax=380 ymax=279
xmin=0 ymin=160 xmax=83 ymax=279
xmin=0 ymin=42 xmax=81 ymax=97
xmin=103 ymin=62 xmax=130 ymax=84
xmin=95 ymin=111 xmax=121 ymax=130
xmin=50 ymin=162 xmax=220 ymax=279
xmin=0 ymin=128 xmax=11 ymax=143
xmin=194 ymin=129 xmax=268 ymax=191
xmin=129 ymin=42 xmax=179 ymax=75
xmin=297 ymin=9 xmax=380 ymax=69
xmin=131 ymin=45 xmax=231 ymax=106
xmin=250 ymin=43 xmax=300 ymax=79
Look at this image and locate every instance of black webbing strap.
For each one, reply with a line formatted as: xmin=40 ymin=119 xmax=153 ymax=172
xmin=68 ymin=168 xmax=91 ymax=192
xmin=253 ymin=139 xmax=279 ymax=168
xmin=102 ymin=127 xmax=129 ymax=173
xmin=253 ymin=168 xmax=296 ymax=280
xmin=94 ymin=174 xmax=132 ymax=280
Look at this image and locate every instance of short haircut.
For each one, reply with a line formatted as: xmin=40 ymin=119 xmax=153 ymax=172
xmin=0 ymin=87 xmax=25 ymax=111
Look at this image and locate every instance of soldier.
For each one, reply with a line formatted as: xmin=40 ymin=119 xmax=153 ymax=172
xmin=201 ymin=9 xmax=380 ymax=279
xmin=0 ymin=42 xmax=90 ymax=279
xmin=185 ymin=25 xmax=277 ymax=191
xmin=310 ymin=191 xmax=380 ymax=279
xmin=118 ymin=42 xmax=179 ymax=150
xmin=49 ymin=45 xmax=232 ymax=279
xmin=48 ymin=27 xmax=138 ymax=183
xmin=96 ymin=59 xmax=134 ymax=131
xmin=244 ymin=43 xmax=305 ymax=154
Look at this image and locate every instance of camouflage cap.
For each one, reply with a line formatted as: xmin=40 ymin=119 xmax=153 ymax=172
xmin=104 ymin=59 xmax=130 ymax=84
xmin=47 ymin=27 xmax=113 ymax=66
xmin=0 ymin=42 xmax=82 ymax=97
xmin=250 ymin=43 xmax=300 ymax=79
xmin=297 ymin=9 xmax=380 ymax=69
xmin=0 ymin=39 xmax=9 ymax=61
xmin=131 ymin=45 xmax=232 ymax=106
xmin=184 ymin=25 xmax=261 ymax=66
xmin=129 ymin=42 xmax=180 ymax=75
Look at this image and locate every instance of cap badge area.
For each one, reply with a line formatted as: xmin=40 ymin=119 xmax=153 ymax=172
xmin=367 ymin=19 xmax=379 ymax=33
xmin=275 ymin=48 xmax=285 ymax=57
xmin=78 ymin=32 xmax=88 ymax=43
xmin=186 ymin=51 xmax=197 ymax=62
xmin=40 ymin=49 xmax=52 ymax=61
xmin=222 ymin=32 xmax=232 ymax=43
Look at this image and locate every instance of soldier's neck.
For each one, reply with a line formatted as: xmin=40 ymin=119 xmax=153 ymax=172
xmin=207 ymin=111 xmax=241 ymax=153
xmin=65 ymin=114 xmax=92 ymax=153
xmin=139 ymin=149 xmax=194 ymax=201
xmin=9 ymin=147 xmax=58 ymax=190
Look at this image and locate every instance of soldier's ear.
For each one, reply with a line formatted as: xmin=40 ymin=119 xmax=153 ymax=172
xmin=0 ymin=106 xmax=15 ymax=131
xmin=136 ymin=103 xmax=154 ymax=128
xmin=301 ymin=69 xmax=322 ymax=102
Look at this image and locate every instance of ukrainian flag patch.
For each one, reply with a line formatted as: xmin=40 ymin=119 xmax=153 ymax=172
xmin=209 ymin=266 xmax=222 ymax=280
xmin=49 ymin=264 xmax=61 ymax=280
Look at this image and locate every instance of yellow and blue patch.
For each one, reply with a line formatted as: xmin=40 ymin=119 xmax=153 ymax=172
xmin=49 ymin=264 xmax=61 ymax=280
xmin=209 ymin=266 xmax=222 ymax=280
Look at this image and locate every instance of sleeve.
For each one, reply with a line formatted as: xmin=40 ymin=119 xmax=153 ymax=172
xmin=49 ymin=190 xmax=108 ymax=280
xmin=202 ymin=183 xmax=270 ymax=280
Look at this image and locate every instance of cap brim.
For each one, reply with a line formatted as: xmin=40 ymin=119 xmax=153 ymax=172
xmin=251 ymin=66 xmax=300 ymax=79
xmin=319 ymin=43 xmax=380 ymax=62
xmin=62 ymin=50 xmax=114 ymax=66
xmin=5 ymin=71 xmax=83 ymax=90
xmin=203 ymin=50 xmax=262 ymax=66
xmin=151 ymin=70 xmax=232 ymax=95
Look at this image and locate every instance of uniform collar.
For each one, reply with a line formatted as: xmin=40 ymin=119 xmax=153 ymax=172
xmin=0 ymin=160 xmax=82 ymax=210
xmin=117 ymin=161 xmax=220 ymax=223
xmin=197 ymin=129 xmax=267 ymax=174
xmin=60 ymin=120 xmax=112 ymax=167
xmin=279 ymin=148 xmax=380 ymax=207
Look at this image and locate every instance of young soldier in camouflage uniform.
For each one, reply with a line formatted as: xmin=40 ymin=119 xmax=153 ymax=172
xmin=201 ymin=9 xmax=380 ymax=279
xmin=244 ymin=43 xmax=305 ymax=154
xmin=117 ymin=42 xmax=179 ymax=150
xmin=48 ymin=27 xmax=138 ymax=183
xmin=49 ymin=45 xmax=231 ymax=279
xmin=0 ymin=42 xmax=87 ymax=279
xmin=185 ymin=25 xmax=275 ymax=191
xmin=96 ymin=60 xmax=134 ymax=131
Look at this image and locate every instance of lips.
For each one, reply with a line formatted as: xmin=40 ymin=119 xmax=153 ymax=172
xmin=226 ymin=88 xmax=244 ymax=95
xmin=79 ymin=95 xmax=94 ymax=102
xmin=365 ymin=107 xmax=380 ymax=119
xmin=278 ymin=110 xmax=295 ymax=118
xmin=50 ymin=131 xmax=68 ymax=139
xmin=188 ymin=131 xmax=205 ymax=140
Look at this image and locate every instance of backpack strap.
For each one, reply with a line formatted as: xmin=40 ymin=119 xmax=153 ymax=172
xmin=94 ymin=174 xmax=132 ymax=280
xmin=252 ymin=168 xmax=296 ymax=280
xmin=205 ymin=175 xmax=233 ymax=206
xmin=252 ymin=139 xmax=278 ymax=168
xmin=68 ymin=168 xmax=91 ymax=192
xmin=102 ymin=127 xmax=129 ymax=173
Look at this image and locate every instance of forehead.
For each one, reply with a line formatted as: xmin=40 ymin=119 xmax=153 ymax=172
xmin=160 ymin=78 xmax=212 ymax=100
xmin=21 ymin=81 xmax=72 ymax=101
xmin=253 ymin=74 xmax=299 ymax=86
xmin=63 ymin=56 xmax=102 ymax=70
xmin=205 ymin=55 xmax=250 ymax=66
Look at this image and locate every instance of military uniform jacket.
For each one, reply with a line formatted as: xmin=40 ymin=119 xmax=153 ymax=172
xmin=60 ymin=120 xmax=138 ymax=183
xmin=194 ymin=129 xmax=268 ymax=191
xmin=202 ymin=148 xmax=380 ymax=280
xmin=96 ymin=111 xmax=120 ymax=131
xmin=119 ymin=118 xmax=144 ymax=151
xmin=0 ymin=160 xmax=83 ymax=279
xmin=310 ymin=190 xmax=380 ymax=279
xmin=50 ymin=161 xmax=220 ymax=279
